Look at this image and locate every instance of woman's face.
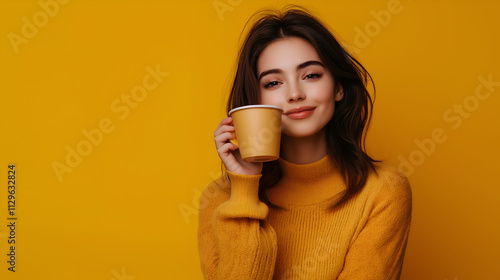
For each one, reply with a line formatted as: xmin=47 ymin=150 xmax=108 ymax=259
xmin=257 ymin=36 xmax=343 ymax=138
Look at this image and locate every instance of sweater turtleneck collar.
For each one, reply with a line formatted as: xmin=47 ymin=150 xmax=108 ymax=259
xmin=266 ymin=154 xmax=346 ymax=207
xmin=279 ymin=154 xmax=334 ymax=183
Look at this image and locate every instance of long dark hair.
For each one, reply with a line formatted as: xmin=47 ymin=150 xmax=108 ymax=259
xmin=225 ymin=6 xmax=377 ymax=210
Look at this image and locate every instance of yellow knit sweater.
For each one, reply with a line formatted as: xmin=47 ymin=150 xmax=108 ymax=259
xmin=198 ymin=155 xmax=412 ymax=279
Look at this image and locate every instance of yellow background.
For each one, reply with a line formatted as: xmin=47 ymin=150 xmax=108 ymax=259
xmin=0 ymin=0 xmax=499 ymax=279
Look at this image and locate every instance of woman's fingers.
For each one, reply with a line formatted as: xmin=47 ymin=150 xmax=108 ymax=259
xmin=214 ymin=118 xmax=235 ymax=150
xmin=216 ymin=124 xmax=235 ymax=138
xmin=214 ymin=117 xmax=233 ymax=134
xmin=214 ymin=117 xmax=239 ymax=168
xmin=214 ymin=132 xmax=236 ymax=149
xmin=217 ymin=142 xmax=237 ymax=156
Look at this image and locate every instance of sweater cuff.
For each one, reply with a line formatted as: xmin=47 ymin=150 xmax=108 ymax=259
xmin=216 ymin=171 xmax=267 ymax=219
xmin=226 ymin=170 xmax=262 ymax=204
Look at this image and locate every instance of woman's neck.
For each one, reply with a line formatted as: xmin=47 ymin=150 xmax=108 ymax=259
xmin=280 ymin=128 xmax=328 ymax=164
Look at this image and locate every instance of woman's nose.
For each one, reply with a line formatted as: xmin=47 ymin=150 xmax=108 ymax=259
xmin=287 ymin=83 xmax=306 ymax=102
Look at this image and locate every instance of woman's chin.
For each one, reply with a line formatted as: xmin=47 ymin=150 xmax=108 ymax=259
xmin=282 ymin=128 xmax=323 ymax=139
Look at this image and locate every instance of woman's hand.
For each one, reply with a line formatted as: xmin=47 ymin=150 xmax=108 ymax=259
xmin=214 ymin=117 xmax=263 ymax=175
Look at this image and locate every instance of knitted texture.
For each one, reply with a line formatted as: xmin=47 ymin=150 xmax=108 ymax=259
xmin=198 ymin=155 xmax=412 ymax=279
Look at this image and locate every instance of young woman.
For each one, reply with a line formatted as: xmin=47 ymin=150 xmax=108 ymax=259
xmin=199 ymin=6 xmax=412 ymax=280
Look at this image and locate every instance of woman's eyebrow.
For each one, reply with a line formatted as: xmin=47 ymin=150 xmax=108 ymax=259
xmin=259 ymin=69 xmax=281 ymax=81
xmin=258 ymin=60 xmax=324 ymax=81
xmin=297 ymin=60 xmax=324 ymax=70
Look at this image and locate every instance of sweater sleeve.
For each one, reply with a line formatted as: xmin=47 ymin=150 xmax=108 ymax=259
xmin=198 ymin=171 xmax=278 ymax=280
xmin=337 ymin=169 xmax=412 ymax=280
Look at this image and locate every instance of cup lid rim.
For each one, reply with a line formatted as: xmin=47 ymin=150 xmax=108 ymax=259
xmin=229 ymin=105 xmax=284 ymax=116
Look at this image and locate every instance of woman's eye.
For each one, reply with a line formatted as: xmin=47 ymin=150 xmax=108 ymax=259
xmin=305 ymin=73 xmax=322 ymax=79
xmin=264 ymin=81 xmax=280 ymax=88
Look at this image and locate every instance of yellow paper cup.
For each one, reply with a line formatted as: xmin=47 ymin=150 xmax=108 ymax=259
xmin=228 ymin=105 xmax=283 ymax=162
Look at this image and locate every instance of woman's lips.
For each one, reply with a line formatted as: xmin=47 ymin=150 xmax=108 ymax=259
xmin=284 ymin=107 xmax=316 ymax=120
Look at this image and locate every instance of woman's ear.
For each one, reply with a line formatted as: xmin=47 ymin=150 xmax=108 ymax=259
xmin=335 ymin=86 xmax=344 ymax=101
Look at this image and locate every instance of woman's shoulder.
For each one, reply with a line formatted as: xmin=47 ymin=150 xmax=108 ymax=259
xmin=365 ymin=162 xmax=412 ymax=202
